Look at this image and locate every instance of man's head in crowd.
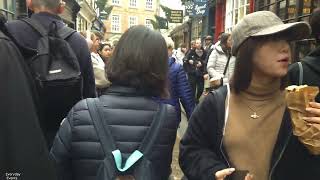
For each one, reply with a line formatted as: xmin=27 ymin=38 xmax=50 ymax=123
xmin=204 ymin=36 xmax=213 ymax=46
xmin=26 ymin=0 xmax=65 ymax=14
xmin=90 ymin=31 xmax=104 ymax=53
xmin=195 ymin=39 xmax=202 ymax=50
xmin=180 ymin=43 xmax=187 ymax=53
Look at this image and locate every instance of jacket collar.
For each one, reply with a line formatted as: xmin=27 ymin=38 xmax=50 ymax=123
xmin=30 ymin=12 xmax=64 ymax=29
xmin=102 ymin=85 xmax=153 ymax=97
xmin=308 ymin=46 xmax=320 ymax=57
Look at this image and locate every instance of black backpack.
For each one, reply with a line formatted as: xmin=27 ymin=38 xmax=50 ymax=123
xmin=20 ymin=18 xmax=82 ymax=135
xmin=87 ymin=98 xmax=167 ymax=180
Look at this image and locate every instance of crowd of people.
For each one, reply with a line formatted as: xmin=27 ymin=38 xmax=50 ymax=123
xmin=1 ymin=0 xmax=320 ymax=180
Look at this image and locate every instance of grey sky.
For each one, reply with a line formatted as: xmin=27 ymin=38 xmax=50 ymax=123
xmin=159 ymin=0 xmax=183 ymax=10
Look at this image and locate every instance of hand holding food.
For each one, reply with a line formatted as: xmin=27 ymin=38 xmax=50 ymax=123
xmin=285 ymin=85 xmax=320 ymax=155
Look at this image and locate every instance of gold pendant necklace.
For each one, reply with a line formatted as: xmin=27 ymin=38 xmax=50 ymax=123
xmin=250 ymin=112 xmax=260 ymax=119
xmin=238 ymin=97 xmax=266 ymax=119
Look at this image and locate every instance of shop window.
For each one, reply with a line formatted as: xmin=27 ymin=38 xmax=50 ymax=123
xmin=288 ymin=0 xmax=296 ymax=19
xmin=303 ymin=0 xmax=312 ymax=15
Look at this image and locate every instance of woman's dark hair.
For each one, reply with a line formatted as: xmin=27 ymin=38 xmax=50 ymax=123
xmin=230 ymin=36 xmax=287 ymax=94
xmin=107 ymin=25 xmax=169 ymax=98
xmin=220 ymin=33 xmax=231 ymax=53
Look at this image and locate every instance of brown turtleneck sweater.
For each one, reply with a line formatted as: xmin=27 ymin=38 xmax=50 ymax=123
xmin=224 ymin=79 xmax=286 ymax=180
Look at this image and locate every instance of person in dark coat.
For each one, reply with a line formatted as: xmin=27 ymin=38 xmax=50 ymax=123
xmin=167 ymin=56 xmax=195 ymax=121
xmin=184 ymin=39 xmax=207 ymax=104
xmin=6 ymin=0 xmax=96 ymax=148
xmin=165 ymin=42 xmax=195 ymax=121
xmin=179 ymin=11 xmax=320 ymax=180
xmin=50 ymin=25 xmax=178 ymax=180
xmin=288 ymin=8 xmax=320 ymax=102
xmin=0 ymin=16 xmax=57 ymax=180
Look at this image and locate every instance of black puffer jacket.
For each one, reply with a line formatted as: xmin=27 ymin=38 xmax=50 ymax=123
xmin=50 ymin=86 xmax=178 ymax=180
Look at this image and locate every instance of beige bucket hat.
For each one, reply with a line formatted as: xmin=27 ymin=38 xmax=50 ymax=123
xmin=231 ymin=11 xmax=311 ymax=56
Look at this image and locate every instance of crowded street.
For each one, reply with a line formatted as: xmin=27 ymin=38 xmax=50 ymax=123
xmin=1 ymin=0 xmax=320 ymax=180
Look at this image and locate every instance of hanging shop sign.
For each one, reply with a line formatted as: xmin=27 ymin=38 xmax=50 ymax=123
xmin=185 ymin=0 xmax=209 ymax=17
xmin=169 ymin=10 xmax=183 ymax=23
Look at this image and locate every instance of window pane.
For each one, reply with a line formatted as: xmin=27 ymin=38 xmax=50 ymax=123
xmin=146 ymin=0 xmax=153 ymax=9
xmin=314 ymin=0 xmax=320 ymax=8
xmin=279 ymin=0 xmax=286 ymax=19
xmin=145 ymin=19 xmax=153 ymax=29
xmin=8 ymin=0 xmax=14 ymax=12
xmin=130 ymin=0 xmax=137 ymax=7
xmin=288 ymin=0 xmax=296 ymax=19
xmin=239 ymin=7 xmax=245 ymax=20
xmin=112 ymin=15 xmax=120 ymax=32
xmin=112 ymin=0 xmax=120 ymax=5
xmin=302 ymin=0 xmax=311 ymax=15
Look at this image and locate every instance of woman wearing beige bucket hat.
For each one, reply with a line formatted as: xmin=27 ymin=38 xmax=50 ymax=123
xmin=179 ymin=11 xmax=320 ymax=180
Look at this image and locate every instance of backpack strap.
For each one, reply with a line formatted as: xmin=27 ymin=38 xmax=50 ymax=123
xmin=58 ymin=26 xmax=76 ymax=40
xmin=298 ymin=61 xmax=303 ymax=85
xmin=87 ymin=98 xmax=166 ymax=172
xmin=87 ymin=98 xmax=117 ymax=154
xmin=20 ymin=18 xmax=47 ymax=37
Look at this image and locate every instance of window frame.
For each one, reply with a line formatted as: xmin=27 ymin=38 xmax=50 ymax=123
xmin=0 ymin=0 xmax=15 ymax=20
xmin=129 ymin=0 xmax=138 ymax=8
xmin=146 ymin=0 xmax=153 ymax=10
xmin=111 ymin=0 xmax=120 ymax=6
xmin=111 ymin=14 xmax=121 ymax=33
xmin=129 ymin=16 xmax=138 ymax=28
xmin=145 ymin=18 xmax=153 ymax=29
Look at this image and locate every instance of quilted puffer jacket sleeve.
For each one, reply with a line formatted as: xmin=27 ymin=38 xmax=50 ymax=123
xmin=50 ymin=109 xmax=74 ymax=180
xmin=176 ymin=65 xmax=195 ymax=119
xmin=207 ymin=49 xmax=223 ymax=80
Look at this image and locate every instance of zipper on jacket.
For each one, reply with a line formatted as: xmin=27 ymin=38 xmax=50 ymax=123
xmin=219 ymin=83 xmax=231 ymax=168
xmin=268 ymin=133 xmax=292 ymax=180
xmin=220 ymin=136 xmax=231 ymax=168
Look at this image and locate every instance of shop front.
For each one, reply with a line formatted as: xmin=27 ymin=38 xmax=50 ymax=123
xmin=255 ymin=0 xmax=320 ymax=60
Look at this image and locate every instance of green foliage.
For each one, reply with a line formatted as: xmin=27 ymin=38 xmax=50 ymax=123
xmin=96 ymin=0 xmax=107 ymax=11
xmin=160 ymin=5 xmax=172 ymax=19
xmin=95 ymin=0 xmax=113 ymax=20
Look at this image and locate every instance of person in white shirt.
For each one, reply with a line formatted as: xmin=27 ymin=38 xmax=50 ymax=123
xmin=90 ymin=31 xmax=111 ymax=95
xmin=173 ymin=43 xmax=187 ymax=65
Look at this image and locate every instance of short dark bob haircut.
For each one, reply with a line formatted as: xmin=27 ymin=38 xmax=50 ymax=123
xmin=230 ymin=34 xmax=288 ymax=94
xmin=107 ymin=25 xmax=169 ymax=98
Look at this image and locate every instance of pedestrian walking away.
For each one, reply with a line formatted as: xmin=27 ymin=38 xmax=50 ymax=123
xmin=6 ymin=0 xmax=96 ymax=148
xmin=50 ymin=25 xmax=179 ymax=180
